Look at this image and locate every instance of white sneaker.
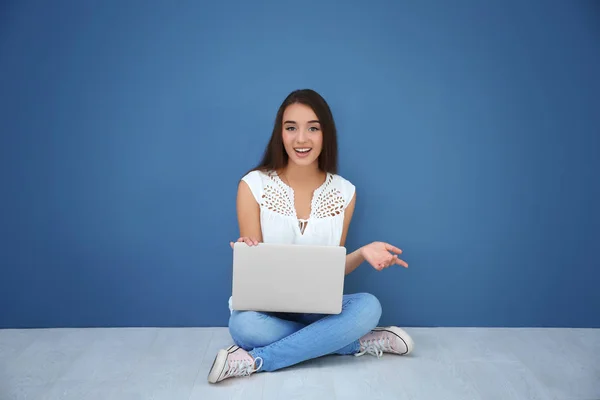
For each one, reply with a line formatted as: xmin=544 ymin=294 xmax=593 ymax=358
xmin=355 ymin=326 xmax=414 ymax=358
xmin=207 ymin=345 xmax=263 ymax=384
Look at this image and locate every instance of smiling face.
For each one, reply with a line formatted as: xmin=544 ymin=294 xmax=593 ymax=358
xmin=281 ymin=103 xmax=323 ymax=168
xmin=253 ymin=89 xmax=339 ymax=174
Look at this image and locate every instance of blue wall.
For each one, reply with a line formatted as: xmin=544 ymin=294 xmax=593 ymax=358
xmin=1 ymin=0 xmax=599 ymax=328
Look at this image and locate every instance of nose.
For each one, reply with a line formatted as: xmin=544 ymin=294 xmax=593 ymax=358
xmin=297 ymin=129 xmax=308 ymax=143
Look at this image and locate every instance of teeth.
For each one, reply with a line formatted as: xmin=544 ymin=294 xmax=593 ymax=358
xmin=295 ymin=148 xmax=311 ymax=153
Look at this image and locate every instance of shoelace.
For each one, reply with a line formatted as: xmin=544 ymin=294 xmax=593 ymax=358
xmin=224 ymin=356 xmax=264 ymax=378
xmin=355 ymin=337 xmax=392 ymax=358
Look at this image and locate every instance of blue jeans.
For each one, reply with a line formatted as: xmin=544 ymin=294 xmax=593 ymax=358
xmin=228 ymin=292 xmax=382 ymax=372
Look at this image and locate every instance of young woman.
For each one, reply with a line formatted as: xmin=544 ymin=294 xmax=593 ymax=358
xmin=208 ymin=89 xmax=414 ymax=384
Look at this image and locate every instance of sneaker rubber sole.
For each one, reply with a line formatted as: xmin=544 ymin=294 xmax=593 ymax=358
xmin=207 ymin=345 xmax=238 ymax=384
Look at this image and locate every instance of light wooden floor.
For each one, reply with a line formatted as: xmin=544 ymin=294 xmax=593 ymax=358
xmin=0 ymin=327 xmax=598 ymax=399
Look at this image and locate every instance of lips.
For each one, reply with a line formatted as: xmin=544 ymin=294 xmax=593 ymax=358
xmin=294 ymin=148 xmax=312 ymax=158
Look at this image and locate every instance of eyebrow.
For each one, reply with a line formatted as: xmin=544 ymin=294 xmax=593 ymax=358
xmin=283 ymin=120 xmax=321 ymax=124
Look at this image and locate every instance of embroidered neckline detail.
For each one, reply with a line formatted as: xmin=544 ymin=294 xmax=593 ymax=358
xmin=259 ymin=171 xmax=347 ymax=225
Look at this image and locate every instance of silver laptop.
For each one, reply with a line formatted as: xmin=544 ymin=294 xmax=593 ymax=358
xmin=231 ymin=242 xmax=346 ymax=314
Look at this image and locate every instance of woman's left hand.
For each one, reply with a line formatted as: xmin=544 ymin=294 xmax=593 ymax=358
xmin=360 ymin=241 xmax=408 ymax=271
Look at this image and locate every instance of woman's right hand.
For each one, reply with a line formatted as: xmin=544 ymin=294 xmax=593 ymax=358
xmin=230 ymin=237 xmax=260 ymax=249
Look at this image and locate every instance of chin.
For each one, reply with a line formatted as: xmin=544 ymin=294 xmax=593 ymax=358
xmin=289 ymin=156 xmax=319 ymax=167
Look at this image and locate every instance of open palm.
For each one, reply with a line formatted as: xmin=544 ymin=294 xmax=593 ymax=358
xmin=361 ymin=241 xmax=408 ymax=271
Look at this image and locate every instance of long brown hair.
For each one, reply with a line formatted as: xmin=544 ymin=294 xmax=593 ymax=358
xmin=253 ymin=89 xmax=338 ymax=174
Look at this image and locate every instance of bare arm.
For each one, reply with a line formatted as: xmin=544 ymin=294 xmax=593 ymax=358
xmin=345 ymin=248 xmax=365 ymax=275
xmin=340 ymin=192 xmax=365 ymax=275
xmin=229 ymin=180 xmax=262 ymax=248
xmin=340 ymin=190 xmax=409 ymax=273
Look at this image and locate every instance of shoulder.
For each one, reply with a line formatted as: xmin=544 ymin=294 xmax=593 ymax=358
xmin=239 ymin=169 xmax=271 ymax=203
xmin=329 ymin=173 xmax=356 ymax=204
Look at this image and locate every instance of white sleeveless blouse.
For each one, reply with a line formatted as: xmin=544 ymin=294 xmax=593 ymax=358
xmin=241 ymin=169 xmax=356 ymax=246
xmin=228 ymin=169 xmax=356 ymax=312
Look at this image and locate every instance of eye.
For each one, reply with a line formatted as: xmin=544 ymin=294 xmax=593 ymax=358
xmin=285 ymin=126 xmax=296 ymax=131
xmin=308 ymin=126 xmax=320 ymax=132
